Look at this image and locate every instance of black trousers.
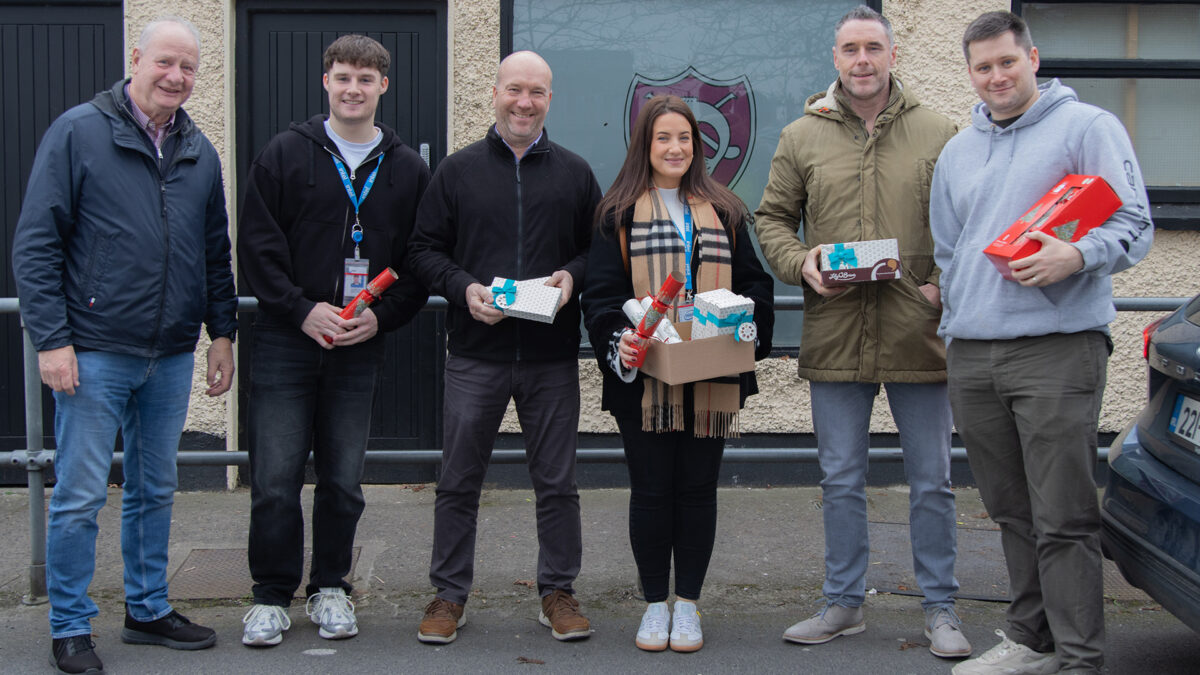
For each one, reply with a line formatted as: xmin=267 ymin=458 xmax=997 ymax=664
xmin=614 ymin=413 xmax=725 ymax=603
xmin=246 ymin=322 xmax=384 ymax=605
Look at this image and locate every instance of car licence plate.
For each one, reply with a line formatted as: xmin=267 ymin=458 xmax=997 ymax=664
xmin=1168 ymin=394 xmax=1200 ymax=451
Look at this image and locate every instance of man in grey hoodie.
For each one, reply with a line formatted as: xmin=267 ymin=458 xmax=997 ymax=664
xmin=930 ymin=11 xmax=1153 ymax=675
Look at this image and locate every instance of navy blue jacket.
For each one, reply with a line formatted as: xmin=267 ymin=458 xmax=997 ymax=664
xmin=12 ymin=79 xmax=237 ymax=357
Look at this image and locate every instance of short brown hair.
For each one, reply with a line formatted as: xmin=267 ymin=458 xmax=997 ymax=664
xmin=323 ymin=34 xmax=390 ymax=76
xmin=963 ymin=11 xmax=1033 ymax=63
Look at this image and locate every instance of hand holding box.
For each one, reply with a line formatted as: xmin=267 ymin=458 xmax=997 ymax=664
xmin=819 ymin=239 xmax=902 ymax=285
xmin=490 ymin=276 xmax=563 ymax=323
xmin=983 ymin=175 xmax=1122 ymax=281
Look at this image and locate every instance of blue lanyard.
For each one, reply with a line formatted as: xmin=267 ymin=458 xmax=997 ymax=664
xmin=332 ymin=153 xmax=384 ymax=258
xmin=682 ymin=204 xmax=693 ymax=294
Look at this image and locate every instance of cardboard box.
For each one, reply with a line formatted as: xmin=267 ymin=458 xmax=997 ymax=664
xmin=640 ymin=322 xmax=754 ymax=386
xmin=692 ymin=288 xmax=755 ymax=340
xmin=819 ymin=238 xmax=902 ymax=284
xmin=490 ymin=276 xmax=562 ymax=323
xmin=983 ymin=174 xmax=1122 ymax=281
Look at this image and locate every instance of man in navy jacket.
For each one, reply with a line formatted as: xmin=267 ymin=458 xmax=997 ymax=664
xmin=11 ymin=16 xmax=235 ymax=675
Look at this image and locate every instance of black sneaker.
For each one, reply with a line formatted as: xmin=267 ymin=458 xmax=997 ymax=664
xmin=50 ymin=635 xmax=104 ymax=674
xmin=121 ymin=608 xmax=216 ymax=650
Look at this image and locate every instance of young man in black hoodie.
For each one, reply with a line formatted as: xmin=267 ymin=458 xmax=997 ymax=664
xmin=236 ymin=34 xmax=430 ymax=648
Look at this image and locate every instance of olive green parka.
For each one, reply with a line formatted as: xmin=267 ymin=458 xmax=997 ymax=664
xmin=754 ymin=77 xmax=956 ymax=383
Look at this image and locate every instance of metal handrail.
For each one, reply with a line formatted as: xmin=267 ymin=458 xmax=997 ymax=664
xmin=0 ymin=294 xmax=1190 ymax=605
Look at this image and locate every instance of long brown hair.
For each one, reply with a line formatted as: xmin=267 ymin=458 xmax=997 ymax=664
xmin=595 ymin=95 xmax=749 ymax=230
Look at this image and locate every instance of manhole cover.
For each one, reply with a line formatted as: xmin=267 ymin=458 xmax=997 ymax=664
xmin=169 ymin=547 xmax=360 ymax=600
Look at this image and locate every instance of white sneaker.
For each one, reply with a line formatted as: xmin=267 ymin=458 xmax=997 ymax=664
xmin=669 ymin=600 xmax=703 ymax=653
xmin=306 ymin=587 xmax=359 ymax=639
xmin=635 ymin=602 xmax=669 ymax=651
xmin=926 ymin=606 xmax=972 ymax=658
xmin=952 ymin=629 xmax=1056 ymax=675
xmin=242 ymin=604 xmax=291 ymax=647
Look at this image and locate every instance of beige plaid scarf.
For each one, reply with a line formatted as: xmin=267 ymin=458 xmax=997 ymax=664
xmin=630 ymin=189 xmax=741 ymax=438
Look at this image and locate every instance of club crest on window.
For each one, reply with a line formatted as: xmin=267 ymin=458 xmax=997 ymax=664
xmin=625 ymin=67 xmax=756 ymax=188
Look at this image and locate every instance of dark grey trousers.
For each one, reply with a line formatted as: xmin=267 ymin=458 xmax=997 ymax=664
xmin=947 ymin=332 xmax=1109 ymax=672
xmin=429 ymin=354 xmax=582 ymax=605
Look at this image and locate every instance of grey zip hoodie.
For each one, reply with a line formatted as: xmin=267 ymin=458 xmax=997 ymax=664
xmin=930 ymin=79 xmax=1153 ymax=341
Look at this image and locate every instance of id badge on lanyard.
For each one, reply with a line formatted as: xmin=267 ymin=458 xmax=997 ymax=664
xmin=343 ymin=258 xmax=370 ymax=306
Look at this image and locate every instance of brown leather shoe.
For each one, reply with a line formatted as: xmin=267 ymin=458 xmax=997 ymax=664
xmin=417 ymin=597 xmax=465 ymax=644
xmin=538 ymin=589 xmax=591 ymax=641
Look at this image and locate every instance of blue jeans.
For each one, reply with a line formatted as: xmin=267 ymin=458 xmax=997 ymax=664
xmin=46 ymin=349 xmax=194 ymax=638
xmin=246 ymin=321 xmax=383 ymax=605
xmin=810 ymin=381 xmax=958 ymax=610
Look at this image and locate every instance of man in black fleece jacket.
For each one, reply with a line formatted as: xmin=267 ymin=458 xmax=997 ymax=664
xmin=409 ymin=50 xmax=601 ymax=645
xmin=236 ymin=35 xmax=429 ymax=647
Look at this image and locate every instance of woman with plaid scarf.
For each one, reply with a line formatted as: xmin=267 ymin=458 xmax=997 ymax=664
xmin=581 ymin=95 xmax=775 ymax=653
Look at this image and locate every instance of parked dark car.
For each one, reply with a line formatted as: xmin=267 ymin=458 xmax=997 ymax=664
xmin=1102 ymin=293 xmax=1200 ymax=632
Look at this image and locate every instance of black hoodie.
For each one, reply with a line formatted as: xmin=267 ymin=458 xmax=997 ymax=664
xmin=238 ymin=115 xmax=430 ymax=332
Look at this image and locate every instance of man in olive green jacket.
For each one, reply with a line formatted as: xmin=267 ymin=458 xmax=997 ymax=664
xmin=754 ymin=5 xmax=968 ymax=661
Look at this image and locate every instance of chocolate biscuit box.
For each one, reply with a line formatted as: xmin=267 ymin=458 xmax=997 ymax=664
xmin=819 ymin=238 xmax=902 ymax=285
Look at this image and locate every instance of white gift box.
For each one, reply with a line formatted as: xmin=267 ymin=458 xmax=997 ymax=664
xmin=691 ymin=288 xmax=755 ymax=340
xmin=489 ymin=276 xmax=563 ymax=324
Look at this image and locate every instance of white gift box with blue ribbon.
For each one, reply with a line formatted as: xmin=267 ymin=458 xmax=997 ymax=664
xmin=489 ymin=276 xmax=563 ymax=324
xmin=691 ymin=288 xmax=755 ymax=341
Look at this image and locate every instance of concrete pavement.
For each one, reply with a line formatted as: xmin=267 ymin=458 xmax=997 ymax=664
xmin=1 ymin=484 xmax=1196 ymax=673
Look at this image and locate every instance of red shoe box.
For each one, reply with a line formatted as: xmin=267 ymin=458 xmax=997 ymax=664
xmin=983 ymin=174 xmax=1122 ymax=281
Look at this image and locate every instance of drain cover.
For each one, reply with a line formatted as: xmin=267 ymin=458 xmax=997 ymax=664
xmin=169 ymin=547 xmax=360 ymax=600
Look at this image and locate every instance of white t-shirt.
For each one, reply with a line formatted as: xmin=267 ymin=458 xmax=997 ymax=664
xmin=324 ymin=120 xmax=382 ymax=170
xmin=657 ymin=187 xmax=688 ymax=241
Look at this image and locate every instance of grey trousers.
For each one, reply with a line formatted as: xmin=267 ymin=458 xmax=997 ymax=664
xmin=947 ymin=332 xmax=1109 ymax=672
xmin=429 ymin=354 xmax=582 ymax=605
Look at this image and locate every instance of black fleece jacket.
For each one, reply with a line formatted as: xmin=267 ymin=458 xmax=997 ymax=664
xmin=408 ymin=127 xmax=602 ymax=362
xmin=580 ymin=207 xmax=775 ymax=417
xmin=238 ymin=115 xmax=430 ymax=332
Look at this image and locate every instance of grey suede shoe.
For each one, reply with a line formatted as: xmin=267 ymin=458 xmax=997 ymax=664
xmin=926 ymin=606 xmax=972 ymax=658
xmin=782 ymin=603 xmax=865 ymax=644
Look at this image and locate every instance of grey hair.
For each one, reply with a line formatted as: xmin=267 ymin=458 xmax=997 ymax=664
xmin=139 ymin=16 xmax=201 ymax=57
xmin=834 ymin=4 xmax=894 ymax=45
xmin=962 ymin=11 xmax=1033 ymax=62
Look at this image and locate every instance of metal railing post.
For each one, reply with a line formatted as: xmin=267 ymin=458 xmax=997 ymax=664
xmin=20 ymin=321 xmax=49 ymax=605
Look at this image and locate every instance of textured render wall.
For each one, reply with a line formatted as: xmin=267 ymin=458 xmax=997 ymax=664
xmin=449 ymin=1 xmax=501 ymax=151
xmin=126 ymin=1 xmax=234 ymax=440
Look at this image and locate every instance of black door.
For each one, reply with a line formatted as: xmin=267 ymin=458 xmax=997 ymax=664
xmin=236 ymin=1 xmax=448 ymax=479
xmin=0 ymin=2 xmax=123 ymax=478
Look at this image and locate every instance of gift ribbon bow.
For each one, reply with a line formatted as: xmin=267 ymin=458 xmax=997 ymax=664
xmin=695 ymin=310 xmax=754 ymax=340
xmin=492 ymin=279 xmax=517 ymax=308
xmin=828 ymin=243 xmax=858 ymax=270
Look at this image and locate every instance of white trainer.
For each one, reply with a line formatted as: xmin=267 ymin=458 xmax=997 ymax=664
xmin=242 ymin=604 xmax=291 ymax=647
xmin=635 ymin=602 xmax=670 ymax=651
xmin=952 ymin=629 xmax=1057 ymax=675
xmin=669 ymin=600 xmax=703 ymax=653
xmin=305 ymin=587 xmax=359 ymax=640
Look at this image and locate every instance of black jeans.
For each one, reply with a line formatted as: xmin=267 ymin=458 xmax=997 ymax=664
xmin=246 ymin=319 xmax=384 ymax=606
xmin=614 ymin=413 xmax=725 ymax=603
